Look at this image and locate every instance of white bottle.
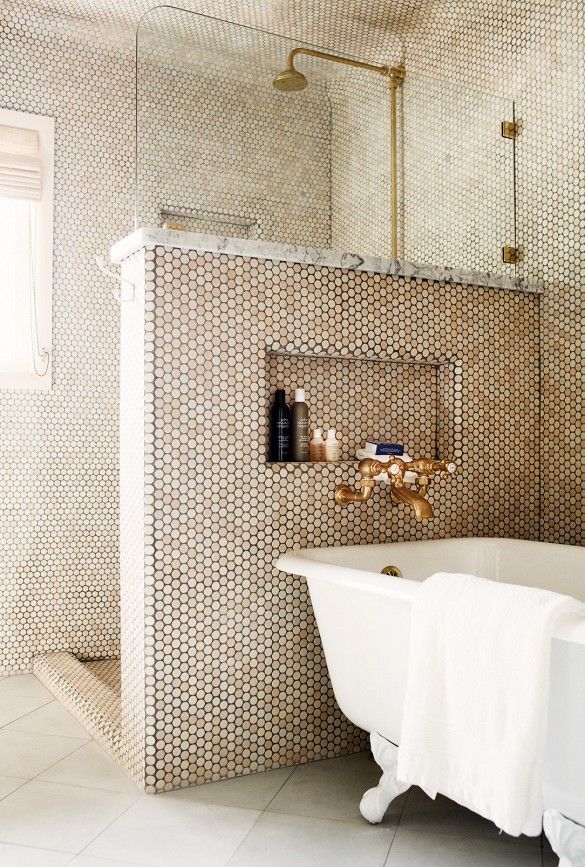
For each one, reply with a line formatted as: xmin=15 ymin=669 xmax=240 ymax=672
xmin=325 ymin=428 xmax=340 ymax=462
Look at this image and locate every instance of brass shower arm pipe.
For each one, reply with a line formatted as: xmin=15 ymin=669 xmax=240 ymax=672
xmin=286 ymin=47 xmax=391 ymax=78
xmin=283 ymin=49 xmax=405 ymax=260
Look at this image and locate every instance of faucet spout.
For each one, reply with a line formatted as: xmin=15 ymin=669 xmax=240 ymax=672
xmin=390 ymin=483 xmax=434 ymax=519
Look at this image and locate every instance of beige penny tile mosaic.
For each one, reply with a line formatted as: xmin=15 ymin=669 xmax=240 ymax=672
xmin=0 ymin=7 xmax=132 ymax=675
xmin=117 ymin=244 xmax=539 ymax=791
xmin=85 ymin=658 xmax=122 ymax=692
xmin=137 ymin=41 xmax=332 ymax=246
xmin=131 ymin=0 xmax=582 ymax=550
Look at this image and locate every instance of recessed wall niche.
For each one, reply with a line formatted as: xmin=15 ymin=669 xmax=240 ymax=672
xmin=266 ymin=349 xmax=460 ymax=464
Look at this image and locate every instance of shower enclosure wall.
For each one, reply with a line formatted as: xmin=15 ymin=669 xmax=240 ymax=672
xmin=33 ymin=7 xmax=540 ymax=792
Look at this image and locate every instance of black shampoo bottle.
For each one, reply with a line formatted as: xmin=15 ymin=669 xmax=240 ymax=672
xmin=269 ymin=389 xmax=291 ymax=461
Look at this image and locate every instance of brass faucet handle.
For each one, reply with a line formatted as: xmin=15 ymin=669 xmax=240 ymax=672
xmin=406 ymin=458 xmax=456 ymax=476
xmin=357 ymin=458 xmax=386 ymax=478
xmin=336 ymin=455 xmax=455 ymax=513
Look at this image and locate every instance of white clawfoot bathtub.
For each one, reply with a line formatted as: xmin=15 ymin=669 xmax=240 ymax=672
xmin=278 ymin=538 xmax=585 ymax=862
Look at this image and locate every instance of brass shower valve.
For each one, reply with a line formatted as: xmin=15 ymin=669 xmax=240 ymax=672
xmin=335 ymin=456 xmax=456 ymax=520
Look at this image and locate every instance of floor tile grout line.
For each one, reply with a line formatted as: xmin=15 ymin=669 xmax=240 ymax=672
xmin=0 ymin=838 xmax=77 ymax=858
xmin=19 ymin=732 xmax=140 ymax=860
xmin=266 ymin=807 xmax=394 ymax=826
xmin=0 ymin=776 xmax=32 ymax=804
xmin=224 ymin=810 xmax=266 ymax=866
xmin=223 ymin=768 xmax=299 ymax=867
xmin=4 ymin=728 xmax=92 ymax=742
xmin=20 ymin=774 xmax=141 ymax=798
xmin=0 ymin=734 xmax=94 ymax=796
xmin=0 ymin=678 xmax=94 ymax=739
xmin=225 ymin=764 xmax=318 ymax=867
xmin=65 ymin=854 xmax=149 ymax=867
xmin=0 ymin=676 xmax=143 ymax=860
xmin=61 ymin=776 xmax=142 ymax=860
xmin=0 ymin=697 xmax=55 ymax=731
xmin=382 ymin=825 xmax=400 ymax=866
xmin=0 ymin=737 xmax=100 ymax=849
xmin=261 ymin=764 xmax=297 ymax=812
xmin=384 ymin=788 xmax=417 ymax=864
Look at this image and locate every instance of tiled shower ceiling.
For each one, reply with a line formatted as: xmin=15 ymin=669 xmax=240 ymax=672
xmin=0 ymin=0 xmax=563 ymax=89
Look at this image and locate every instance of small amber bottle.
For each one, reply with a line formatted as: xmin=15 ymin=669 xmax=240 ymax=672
xmin=309 ymin=429 xmax=326 ymax=461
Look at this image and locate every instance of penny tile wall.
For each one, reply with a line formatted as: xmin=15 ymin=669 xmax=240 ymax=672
xmin=0 ymin=10 xmax=329 ymax=675
xmin=132 ymin=1 xmax=584 ymax=549
xmin=118 ymin=243 xmax=540 ymax=790
xmin=0 ymin=7 xmax=132 ymax=674
xmin=401 ymin=73 xmax=516 ymax=274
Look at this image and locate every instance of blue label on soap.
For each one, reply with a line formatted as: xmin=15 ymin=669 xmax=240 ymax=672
xmin=373 ymin=442 xmax=404 ymax=455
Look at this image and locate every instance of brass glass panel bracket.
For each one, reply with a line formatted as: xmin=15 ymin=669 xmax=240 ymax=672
xmin=335 ymin=457 xmax=456 ymax=520
xmin=502 ymin=245 xmax=522 ymax=265
xmin=501 ymin=120 xmax=520 ymax=140
xmin=273 ymin=49 xmax=405 ymax=258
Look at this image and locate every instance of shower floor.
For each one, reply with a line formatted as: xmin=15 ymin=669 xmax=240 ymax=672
xmin=33 ymin=652 xmax=122 ymax=760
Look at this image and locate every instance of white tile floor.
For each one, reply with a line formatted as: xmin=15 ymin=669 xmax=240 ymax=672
xmin=0 ymin=674 xmax=556 ymax=866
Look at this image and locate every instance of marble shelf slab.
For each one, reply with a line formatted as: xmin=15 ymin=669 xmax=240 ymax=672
xmin=111 ymin=228 xmax=542 ymax=294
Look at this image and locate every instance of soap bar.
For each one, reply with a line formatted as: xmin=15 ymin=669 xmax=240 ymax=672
xmin=364 ymin=441 xmax=405 ymax=457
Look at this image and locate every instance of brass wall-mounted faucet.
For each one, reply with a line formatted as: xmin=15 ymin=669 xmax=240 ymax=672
xmin=335 ymin=457 xmax=456 ymax=520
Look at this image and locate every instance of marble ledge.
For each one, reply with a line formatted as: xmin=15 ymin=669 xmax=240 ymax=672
xmin=111 ymin=228 xmax=542 ymax=295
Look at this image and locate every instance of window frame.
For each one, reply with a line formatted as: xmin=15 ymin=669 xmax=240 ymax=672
xmin=0 ymin=108 xmax=54 ymax=392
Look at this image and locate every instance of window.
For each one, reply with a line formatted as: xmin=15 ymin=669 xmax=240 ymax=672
xmin=0 ymin=109 xmax=54 ymax=391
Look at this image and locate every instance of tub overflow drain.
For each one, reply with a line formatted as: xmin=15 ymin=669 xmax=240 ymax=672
xmin=381 ymin=565 xmax=403 ymax=577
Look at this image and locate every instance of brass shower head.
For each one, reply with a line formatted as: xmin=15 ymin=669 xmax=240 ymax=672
xmin=272 ymin=63 xmax=309 ymax=92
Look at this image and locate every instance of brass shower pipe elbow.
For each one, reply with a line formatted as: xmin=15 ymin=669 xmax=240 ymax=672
xmin=287 ymin=47 xmax=393 ymax=79
xmin=335 ymin=457 xmax=456 ymax=520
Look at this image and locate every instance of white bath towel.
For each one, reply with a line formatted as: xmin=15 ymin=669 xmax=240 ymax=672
xmin=396 ymin=572 xmax=584 ymax=837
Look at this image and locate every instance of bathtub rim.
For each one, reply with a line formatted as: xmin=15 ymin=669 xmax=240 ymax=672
xmin=277 ymin=549 xmax=419 ymax=601
xmin=277 ymin=538 xmax=585 ymax=645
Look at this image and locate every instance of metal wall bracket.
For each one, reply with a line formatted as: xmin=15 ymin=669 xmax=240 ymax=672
xmin=95 ymin=255 xmax=135 ymax=303
xmin=501 ymin=120 xmax=519 ymax=139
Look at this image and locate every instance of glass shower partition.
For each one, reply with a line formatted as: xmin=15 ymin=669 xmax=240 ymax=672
xmin=400 ymin=71 xmax=517 ymax=276
xmin=135 ymin=8 xmax=352 ymax=249
xmin=136 ymin=6 xmax=517 ymax=276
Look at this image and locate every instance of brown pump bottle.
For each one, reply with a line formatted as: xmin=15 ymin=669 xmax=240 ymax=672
xmin=290 ymin=388 xmax=309 ymax=461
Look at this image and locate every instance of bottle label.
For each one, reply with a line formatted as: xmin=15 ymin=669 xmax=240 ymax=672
xmin=297 ymin=419 xmax=309 ymax=442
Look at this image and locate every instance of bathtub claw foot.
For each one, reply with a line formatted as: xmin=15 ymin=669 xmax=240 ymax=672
xmin=360 ymin=732 xmax=410 ymax=824
xmin=544 ymin=809 xmax=585 ymax=867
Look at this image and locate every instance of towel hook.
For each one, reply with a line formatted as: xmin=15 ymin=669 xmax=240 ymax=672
xmin=95 ymin=255 xmax=135 ymax=302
